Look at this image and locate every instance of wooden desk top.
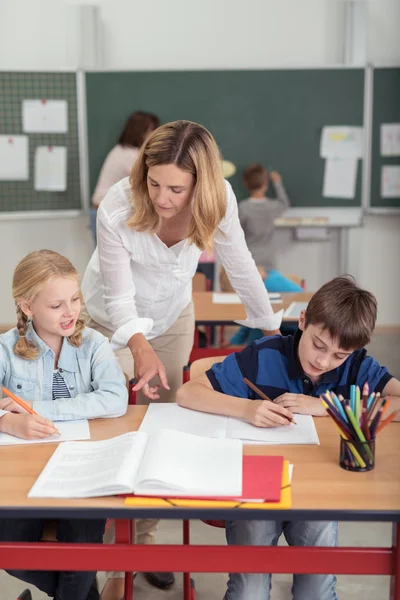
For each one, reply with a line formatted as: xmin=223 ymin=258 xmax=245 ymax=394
xmin=193 ymin=292 xmax=313 ymax=324
xmin=0 ymin=406 xmax=399 ymax=520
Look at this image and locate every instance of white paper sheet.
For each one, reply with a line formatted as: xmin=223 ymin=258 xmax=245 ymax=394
xmin=226 ymin=414 xmax=319 ymax=445
xmin=212 ymin=293 xmax=281 ymax=304
xmin=23 ymin=100 xmax=68 ymax=133
xmin=284 ymin=302 xmax=309 ymax=319
xmin=34 ymin=146 xmax=67 ymax=191
xmin=320 ymin=126 xmax=363 ymax=159
xmin=0 ymin=419 xmax=90 ymax=446
xmin=380 ymin=123 xmax=400 ymax=157
xmin=322 ymin=158 xmax=358 ymax=199
xmin=381 ymin=165 xmax=400 ymax=198
xmin=139 ymin=404 xmax=320 ymax=445
xmin=0 ymin=135 xmax=29 ymax=180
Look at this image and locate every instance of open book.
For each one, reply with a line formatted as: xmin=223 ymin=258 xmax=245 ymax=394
xmin=28 ymin=429 xmax=242 ymax=499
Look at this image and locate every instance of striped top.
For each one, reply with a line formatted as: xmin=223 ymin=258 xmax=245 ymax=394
xmin=52 ymin=370 xmax=71 ymax=400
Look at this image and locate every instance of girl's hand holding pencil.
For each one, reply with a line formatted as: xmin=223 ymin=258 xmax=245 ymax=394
xmin=0 ymin=412 xmax=60 ymax=440
xmin=0 ymin=386 xmax=60 ymax=439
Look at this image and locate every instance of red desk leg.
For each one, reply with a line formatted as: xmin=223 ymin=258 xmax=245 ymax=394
xmin=391 ymin=523 xmax=400 ymax=600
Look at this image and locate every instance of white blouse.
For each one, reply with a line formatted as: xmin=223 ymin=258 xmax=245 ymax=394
xmin=82 ymin=177 xmax=282 ymax=350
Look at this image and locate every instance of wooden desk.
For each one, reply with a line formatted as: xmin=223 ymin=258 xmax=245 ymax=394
xmin=0 ymin=406 xmax=399 ymax=599
xmin=193 ymin=291 xmax=313 ymax=326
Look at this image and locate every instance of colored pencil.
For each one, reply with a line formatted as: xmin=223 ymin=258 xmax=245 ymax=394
xmin=325 ymin=390 xmax=347 ymax=422
xmin=367 ymin=392 xmax=375 ymax=411
xmin=243 ymin=378 xmax=297 ymax=425
xmin=2 ymin=386 xmax=37 ymax=415
xmin=376 ymin=410 xmax=400 ymax=434
xmin=368 ymin=392 xmax=381 ymax=422
xmin=369 ymin=399 xmax=387 ymax=438
xmin=350 ymin=385 xmax=355 ymax=414
xmin=355 ymin=386 xmax=361 ymax=424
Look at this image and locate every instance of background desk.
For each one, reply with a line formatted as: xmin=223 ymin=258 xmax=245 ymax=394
xmin=0 ymin=407 xmax=399 ymax=598
xmin=192 ymin=291 xmax=313 ymax=327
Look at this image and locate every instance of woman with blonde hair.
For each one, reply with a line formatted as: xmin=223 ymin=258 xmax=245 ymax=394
xmin=0 ymin=249 xmax=128 ymax=600
xmin=82 ymin=120 xmax=282 ymax=597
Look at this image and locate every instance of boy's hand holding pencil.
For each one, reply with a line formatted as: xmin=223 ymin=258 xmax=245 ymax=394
xmin=243 ymin=378 xmax=296 ymax=427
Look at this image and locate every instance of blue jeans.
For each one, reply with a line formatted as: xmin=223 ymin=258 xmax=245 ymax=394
xmin=0 ymin=518 xmax=106 ymax=600
xmin=230 ymin=270 xmax=303 ymax=345
xmin=224 ymin=519 xmax=338 ymax=600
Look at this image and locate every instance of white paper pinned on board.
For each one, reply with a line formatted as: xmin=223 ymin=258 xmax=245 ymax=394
xmin=34 ymin=146 xmax=67 ymax=191
xmin=320 ymin=126 xmax=363 ymax=159
xmin=380 ymin=124 xmax=400 ymax=157
xmin=0 ymin=135 xmax=29 ymax=180
xmin=23 ymin=100 xmax=68 ymax=133
xmin=322 ymin=158 xmax=358 ymax=199
xmin=381 ymin=166 xmax=400 ymax=198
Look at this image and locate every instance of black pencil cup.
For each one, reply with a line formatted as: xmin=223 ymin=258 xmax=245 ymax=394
xmin=339 ymin=437 xmax=375 ymax=472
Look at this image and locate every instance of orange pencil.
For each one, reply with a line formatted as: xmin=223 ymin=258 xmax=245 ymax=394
xmin=2 ymin=386 xmax=37 ymax=415
xmin=376 ymin=410 xmax=400 ymax=434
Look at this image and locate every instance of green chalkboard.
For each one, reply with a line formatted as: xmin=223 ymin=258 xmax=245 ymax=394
xmin=86 ymin=69 xmax=364 ymax=207
xmin=0 ymin=72 xmax=81 ymax=212
xmin=371 ymin=67 xmax=400 ymax=209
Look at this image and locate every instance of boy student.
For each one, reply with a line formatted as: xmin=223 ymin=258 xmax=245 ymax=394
xmin=230 ymin=163 xmax=302 ymax=345
xmin=177 ymin=275 xmax=400 ymax=600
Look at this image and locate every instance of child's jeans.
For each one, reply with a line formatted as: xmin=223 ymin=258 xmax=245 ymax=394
xmin=0 ymin=517 xmax=106 ymax=600
xmin=224 ymin=519 xmax=338 ymax=600
xmin=229 ymin=270 xmax=303 ymax=345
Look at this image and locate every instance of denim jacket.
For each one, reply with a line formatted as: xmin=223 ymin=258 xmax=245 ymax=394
xmin=0 ymin=322 xmax=128 ymax=421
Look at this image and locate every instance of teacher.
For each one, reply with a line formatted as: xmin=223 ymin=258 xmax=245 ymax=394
xmin=82 ymin=120 xmax=282 ymax=402
xmin=82 ymin=120 xmax=282 ymax=595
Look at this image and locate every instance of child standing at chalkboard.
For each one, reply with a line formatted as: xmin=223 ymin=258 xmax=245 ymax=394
xmin=230 ymin=164 xmax=302 ymax=345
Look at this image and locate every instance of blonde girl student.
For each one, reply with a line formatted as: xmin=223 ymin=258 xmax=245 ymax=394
xmin=82 ymin=120 xmax=283 ymax=596
xmin=0 ymin=250 xmax=128 ymax=600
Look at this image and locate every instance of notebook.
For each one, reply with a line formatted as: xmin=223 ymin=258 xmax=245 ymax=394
xmin=0 ymin=419 xmax=90 ymax=446
xmin=139 ymin=404 xmax=320 ymax=445
xmin=28 ymin=429 xmax=242 ymax=499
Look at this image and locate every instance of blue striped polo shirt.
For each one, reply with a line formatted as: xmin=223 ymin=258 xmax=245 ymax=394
xmin=206 ymin=330 xmax=393 ymax=400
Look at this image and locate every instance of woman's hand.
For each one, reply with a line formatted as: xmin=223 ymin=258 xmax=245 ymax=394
xmin=129 ymin=334 xmax=170 ymax=400
xmin=0 ymin=397 xmax=32 ymax=413
xmin=243 ymin=399 xmax=293 ymax=428
xmin=0 ymin=413 xmax=59 ymax=439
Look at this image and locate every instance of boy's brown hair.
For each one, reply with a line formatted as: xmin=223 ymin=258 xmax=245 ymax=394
xmin=304 ymin=275 xmax=377 ymax=350
xmin=243 ymin=163 xmax=268 ymax=192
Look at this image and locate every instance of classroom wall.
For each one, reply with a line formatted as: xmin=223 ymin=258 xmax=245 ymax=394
xmin=0 ymin=0 xmax=399 ymax=324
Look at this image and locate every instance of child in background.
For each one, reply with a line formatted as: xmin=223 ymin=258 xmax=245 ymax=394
xmin=177 ymin=275 xmax=400 ymax=600
xmin=230 ymin=163 xmax=302 ymax=344
xmin=90 ymin=111 xmax=160 ymax=242
xmin=0 ymin=250 xmax=128 ymax=600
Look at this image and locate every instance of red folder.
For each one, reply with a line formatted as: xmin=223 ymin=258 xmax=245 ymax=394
xmin=218 ymin=455 xmax=284 ymax=502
